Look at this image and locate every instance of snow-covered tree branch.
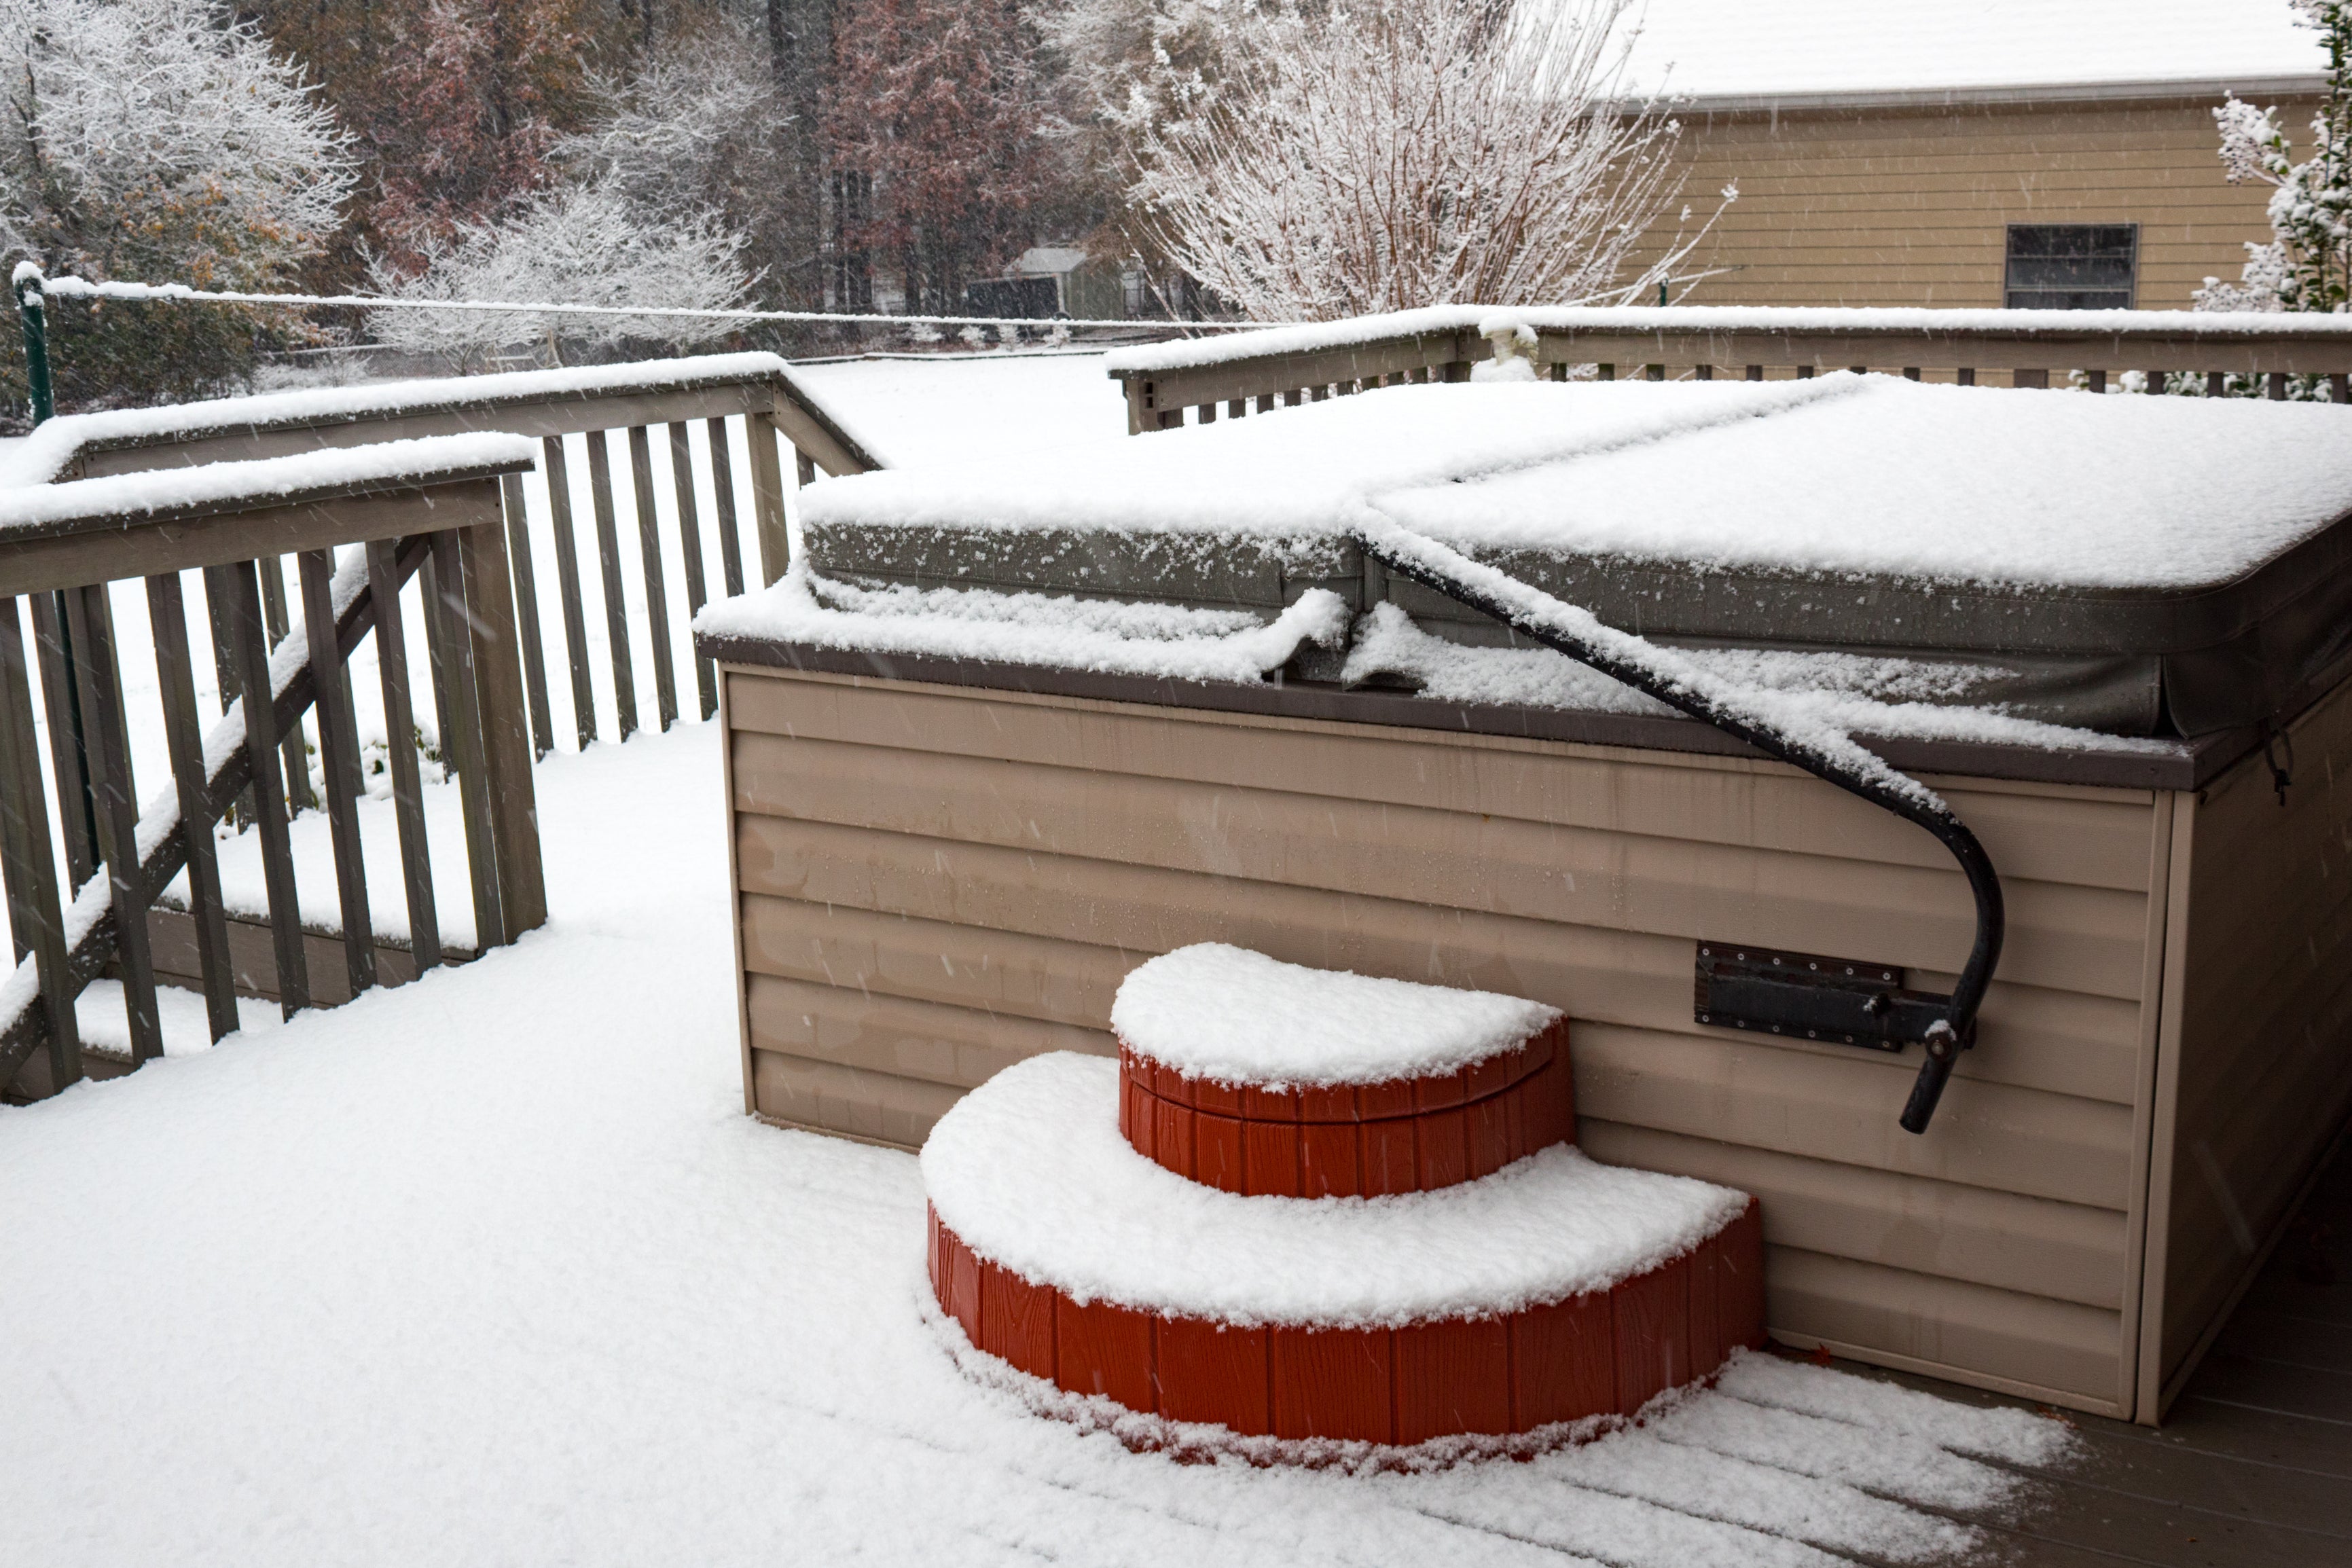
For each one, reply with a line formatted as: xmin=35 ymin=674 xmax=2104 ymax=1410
xmin=0 ymin=0 xmax=355 ymax=286
xmin=1121 ymin=0 xmax=1726 ymax=321
xmin=2197 ymin=0 xmax=2352 ymax=314
xmin=0 ymin=0 xmax=355 ymax=414
xmin=363 ymin=180 xmax=757 ymax=371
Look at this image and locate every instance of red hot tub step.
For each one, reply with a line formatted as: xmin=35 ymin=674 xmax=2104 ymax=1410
xmin=930 ymin=1196 xmax=1766 ymax=1444
xmin=1119 ymin=1019 xmax=1575 ymax=1197
xmin=921 ymin=1052 xmax=1766 ymax=1450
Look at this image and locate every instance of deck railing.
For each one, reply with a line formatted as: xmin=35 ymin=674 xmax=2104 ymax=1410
xmin=1 ymin=439 xmax=546 ymax=1100
xmin=1103 ymin=305 xmax=2352 ymax=431
xmin=2 ymin=353 xmax=888 ymax=1102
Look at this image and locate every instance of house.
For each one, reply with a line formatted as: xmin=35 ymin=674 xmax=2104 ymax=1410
xmin=1622 ymin=0 xmax=2331 ymax=309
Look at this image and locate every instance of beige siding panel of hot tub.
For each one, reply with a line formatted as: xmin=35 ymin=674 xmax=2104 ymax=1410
xmin=2156 ymin=675 xmax=2352 ymax=1400
xmin=730 ymin=731 xmax=2151 ymax=1002
xmin=725 ymin=674 xmax=2158 ymax=891
xmin=735 ymin=813 xmax=2146 ymax=1108
xmin=722 ymin=668 xmax=2165 ymax=1411
xmin=1582 ymin=1122 xmax=2130 ymax=1311
xmin=1767 ymin=1247 xmax=2125 ymax=1410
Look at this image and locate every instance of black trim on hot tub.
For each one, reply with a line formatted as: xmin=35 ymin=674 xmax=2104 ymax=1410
xmin=699 ymin=629 xmax=2276 ymax=793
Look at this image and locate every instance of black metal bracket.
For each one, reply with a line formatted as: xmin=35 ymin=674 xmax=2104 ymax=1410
xmin=1350 ymin=522 xmax=2006 ymax=1135
xmin=1694 ymin=945 xmax=1951 ymax=1051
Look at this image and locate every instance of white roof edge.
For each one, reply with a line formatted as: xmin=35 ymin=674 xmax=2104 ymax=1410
xmin=1670 ymin=73 xmax=2330 ymax=115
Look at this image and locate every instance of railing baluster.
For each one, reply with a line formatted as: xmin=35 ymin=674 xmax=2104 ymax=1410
xmin=540 ymin=436 xmax=596 ymax=750
xmin=257 ymin=557 xmax=316 ymax=812
xmin=365 ymin=541 xmax=440 ymax=977
xmin=26 ymin=591 xmax=96 ymax=890
xmin=670 ymin=422 xmax=717 ymax=721
xmin=500 ymin=472 xmax=554 ymax=762
xmin=297 ymin=549 xmax=376 ymax=999
xmin=63 ymin=583 xmax=162 ymax=1061
xmin=0 ymin=595 xmax=80 ymax=1088
xmin=2207 ymin=370 xmax=2226 ymax=397
xmin=585 ymin=430 xmax=639 ymax=739
xmin=145 ymin=571 xmax=240 ymax=1042
xmin=628 ymin=424 xmax=679 ymax=733
xmin=744 ymin=409 xmax=791 ymax=587
xmin=212 ymin=560 xmax=310 ymax=1017
xmin=706 ymin=418 xmax=745 ymax=600
xmin=202 ymin=570 xmax=258 ymax=825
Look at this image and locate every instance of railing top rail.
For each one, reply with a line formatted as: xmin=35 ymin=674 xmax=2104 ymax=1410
xmin=4 ymin=352 xmax=883 ymax=484
xmin=1102 ymin=304 xmax=2352 ymax=380
xmin=1 ymin=433 xmax=533 ymax=539
xmin=0 ymin=434 xmax=530 ymax=596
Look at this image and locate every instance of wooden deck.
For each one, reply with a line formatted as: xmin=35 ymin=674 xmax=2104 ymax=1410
xmin=1832 ymin=1123 xmax=2351 ymax=1567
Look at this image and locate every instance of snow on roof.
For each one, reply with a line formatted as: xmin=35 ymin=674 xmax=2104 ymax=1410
xmin=1619 ymin=0 xmax=2327 ymax=103
xmin=0 ymin=433 xmax=535 ymax=535
xmin=794 ymin=375 xmax=2352 ymax=593
xmin=920 ymin=1052 xmax=1750 ymax=1327
xmin=1013 ymin=247 xmax=1092 ymax=276
xmin=1109 ymin=945 xmax=1561 ymax=1088
xmin=0 ymin=352 xmax=803 ymax=490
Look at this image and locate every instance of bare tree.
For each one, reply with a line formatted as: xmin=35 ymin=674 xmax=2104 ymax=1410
xmin=1125 ymin=0 xmax=1729 ymax=321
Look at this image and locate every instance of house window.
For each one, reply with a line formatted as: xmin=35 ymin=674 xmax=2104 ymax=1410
xmin=2004 ymin=225 xmax=2138 ymax=310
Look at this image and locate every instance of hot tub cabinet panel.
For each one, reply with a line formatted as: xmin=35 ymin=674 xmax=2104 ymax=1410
xmin=718 ymin=659 xmax=2352 ymax=1424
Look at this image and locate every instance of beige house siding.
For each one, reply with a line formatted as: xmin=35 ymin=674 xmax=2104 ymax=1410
xmin=1638 ymin=96 xmax=2319 ymax=310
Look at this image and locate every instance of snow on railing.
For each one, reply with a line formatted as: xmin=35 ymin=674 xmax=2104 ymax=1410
xmin=1105 ymin=304 xmax=2352 ymax=432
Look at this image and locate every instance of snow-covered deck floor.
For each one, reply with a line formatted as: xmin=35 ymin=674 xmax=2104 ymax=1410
xmin=3 ymin=723 xmax=2342 ymax=1566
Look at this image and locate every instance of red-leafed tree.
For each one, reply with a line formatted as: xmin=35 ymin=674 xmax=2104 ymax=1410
xmin=827 ymin=0 xmax=1054 ymax=312
xmin=368 ymin=0 xmax=604 ymax=271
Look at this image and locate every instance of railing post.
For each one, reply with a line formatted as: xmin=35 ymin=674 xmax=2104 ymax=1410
xmin=12 ymin=263 xmax=55 ymax=425
xmin=431 ymin=520 xmax=547 ymax=949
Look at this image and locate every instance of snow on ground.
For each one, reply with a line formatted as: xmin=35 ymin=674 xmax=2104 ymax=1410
xmin=790 ymin=350 xmax=1132 ymax=470
xmin=2 ymin=721 xmax=2070 ymax=1566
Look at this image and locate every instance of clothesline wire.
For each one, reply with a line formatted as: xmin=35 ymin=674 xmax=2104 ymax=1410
xmin=21 ymin=272 xmax=1281 ymax=333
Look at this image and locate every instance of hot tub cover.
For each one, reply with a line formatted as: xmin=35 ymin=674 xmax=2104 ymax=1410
xmin=798 ymin=375 xmax=2352 ymax=735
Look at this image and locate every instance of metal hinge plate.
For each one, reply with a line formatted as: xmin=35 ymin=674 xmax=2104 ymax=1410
xmin=1693 ymin=943 xmax=1950 ymax=1051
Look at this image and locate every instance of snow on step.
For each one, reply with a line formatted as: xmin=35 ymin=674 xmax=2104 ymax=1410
xmin=923 ymin=1053 xmax=1765 ymax=1447
xmin=1112 ymin=945 xmax=1572 ymax=1197
xmin=1111 ymin=945 xmax=1560 ymax=1089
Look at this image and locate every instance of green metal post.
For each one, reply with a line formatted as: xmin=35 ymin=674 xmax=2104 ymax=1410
xmin=13 ymin=264 xmax=54 ymax=425
xmin=13 ymin=264 xmax=94 ymax=881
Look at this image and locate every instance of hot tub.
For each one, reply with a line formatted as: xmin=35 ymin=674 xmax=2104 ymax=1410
xmin=696 ymin=373 xmax=2352 ymax=1424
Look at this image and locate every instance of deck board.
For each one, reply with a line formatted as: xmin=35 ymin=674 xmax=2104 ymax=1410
xmin=1823 ymin=1123 xmax=2351 ymax=1567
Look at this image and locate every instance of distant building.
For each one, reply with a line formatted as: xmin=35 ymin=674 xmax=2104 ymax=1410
xmin=1622 ymin=0 xmax=2329 ymax=309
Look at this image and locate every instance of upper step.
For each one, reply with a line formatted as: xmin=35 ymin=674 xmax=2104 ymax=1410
xmin=1110 ymin=945 xmax=1573 ymax=1197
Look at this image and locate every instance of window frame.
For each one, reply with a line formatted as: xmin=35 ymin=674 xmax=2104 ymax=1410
xmin=2002 ymin=223 xmax=2141 ymax=311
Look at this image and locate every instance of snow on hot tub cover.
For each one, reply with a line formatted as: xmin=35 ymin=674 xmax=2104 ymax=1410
xmin=1110 ymin=944 xmax=1559 ymax=1089
xmin=791 ymin=373 xmax=2352 ymax=594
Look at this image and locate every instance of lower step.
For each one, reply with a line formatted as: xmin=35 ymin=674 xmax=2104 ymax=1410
xmin=923 ymin=1052 xmax=1765 ymax=1446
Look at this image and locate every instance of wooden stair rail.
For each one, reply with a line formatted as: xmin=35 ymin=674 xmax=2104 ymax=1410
xmin=0 ymin=441 xmax=545 ymax=1101
xmin=1106 ymin=306 xmax=2352 ymax=431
